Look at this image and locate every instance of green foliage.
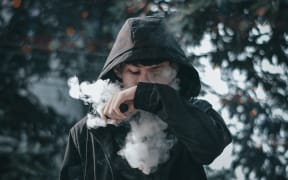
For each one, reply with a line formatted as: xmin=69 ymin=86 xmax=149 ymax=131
xmin=0 ymin=0 xmax=116 ymax=179
xmin=0 ymin=0 xmax=287 ymax=179
xmin=166 ymin=0 xmax=288 ymax=179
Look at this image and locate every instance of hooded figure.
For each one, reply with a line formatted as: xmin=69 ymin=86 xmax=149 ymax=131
xmin=60 ymin=16 xmax=232 ymax=180
xmin=98 ymin=16 xmax=200 ymax=99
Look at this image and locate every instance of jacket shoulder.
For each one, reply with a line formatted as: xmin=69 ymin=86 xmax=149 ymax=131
xmin=69 ymin=116 xmax=88 ymax=145
xmin=189 ymin=98 xmax=212 ymax=113
xmin=71 ymin=116 xmax=87 ymax=132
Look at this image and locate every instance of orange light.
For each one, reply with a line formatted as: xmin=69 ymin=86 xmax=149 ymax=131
xmin=249 ymin=109 xmax=257 ymax=117
xmin=12 ymin=0 xmax=21 ymax=8
xmin=66 ymin=27 xmax=75 ymax=36
xmin=127 ymin=7 xmax=134 ymax=14
xmin=87 ymin=43 xmax=96 ymax=52
xmin=21 ymin=45 xmax=32 ymax=54
xmin=256 ymin=7 xmax=266 ymax=16
xmin=81 ymin=11 xmax=89 ymax=19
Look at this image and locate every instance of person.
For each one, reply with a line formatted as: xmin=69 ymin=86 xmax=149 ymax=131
xmin=60 ymin=16 xmax=232 ymax=180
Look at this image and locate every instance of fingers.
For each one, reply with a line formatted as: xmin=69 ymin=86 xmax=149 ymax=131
xmin=100 ymin=103 xmax=108 ymax=123
xmin=101 ymin=93 xmax=129 ymax=123
xmin=111 ymin=95 xmax=127 ymax=119
xmin=100 ymin=86 xmax=137 ymax=124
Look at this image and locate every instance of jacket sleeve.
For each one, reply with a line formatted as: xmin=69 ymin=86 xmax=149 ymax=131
xmin=59 ymin=129 xmax=83 ymax=180
xmin=134 ymin=82 xmax=232 ymax=165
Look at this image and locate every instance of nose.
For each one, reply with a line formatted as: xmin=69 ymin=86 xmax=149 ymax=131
xmin=138 ymin=71 xmax=150 ymax=83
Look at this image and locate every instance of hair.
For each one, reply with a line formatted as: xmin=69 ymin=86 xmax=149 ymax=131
xmin=124 ymin=59 xmax=167 ymax=66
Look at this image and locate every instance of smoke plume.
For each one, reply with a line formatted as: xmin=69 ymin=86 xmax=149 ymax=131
xmin=67 ymin=76 xmax=177 ymax=174
xmin=118 ymin=111 xmax=176 ymax=174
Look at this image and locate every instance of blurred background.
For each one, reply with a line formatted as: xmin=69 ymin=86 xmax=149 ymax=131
xmin=0 ymin=0 xmax=287 ymax=179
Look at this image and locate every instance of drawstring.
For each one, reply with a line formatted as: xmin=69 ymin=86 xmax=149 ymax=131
xmin=91 ymin=133 xmax=115 ymax=180
xmin=83 ymin=129 xmax=89 ymax=180
xmin=90 ymin=133 xmax=98 ymax=180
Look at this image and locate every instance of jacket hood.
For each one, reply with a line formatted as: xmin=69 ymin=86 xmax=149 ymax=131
xmin=98 ymin=16 xmax=201 ymax=98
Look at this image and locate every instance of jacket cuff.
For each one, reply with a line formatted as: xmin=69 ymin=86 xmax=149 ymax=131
xmin=134 ymin=82 xmax=161 ymax=113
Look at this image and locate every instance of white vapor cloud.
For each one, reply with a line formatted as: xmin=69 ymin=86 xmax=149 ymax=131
xmin=67 ymin=76 xmax=177 ymax=174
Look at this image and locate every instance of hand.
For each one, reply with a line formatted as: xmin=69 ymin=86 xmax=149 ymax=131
xmin=101 ymin=86 xmax=137 ymax=123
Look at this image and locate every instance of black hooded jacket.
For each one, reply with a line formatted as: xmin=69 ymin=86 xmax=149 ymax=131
xmin=60 ymin=16 xmax=232 ymax=180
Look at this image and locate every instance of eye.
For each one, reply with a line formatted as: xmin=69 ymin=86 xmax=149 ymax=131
xmin=150 ymin=65 xmax=162 ymax=71
xmin=152 ymin=65 xmax=161 ymax=69
xmin=128 ymin=69 xmax=140 ymax=75
xmin=150 ymin=66 xmax=162 ymax=73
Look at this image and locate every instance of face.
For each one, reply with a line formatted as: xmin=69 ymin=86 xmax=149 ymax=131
xmin=114 ymin=61 xmax=178 ymax=88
